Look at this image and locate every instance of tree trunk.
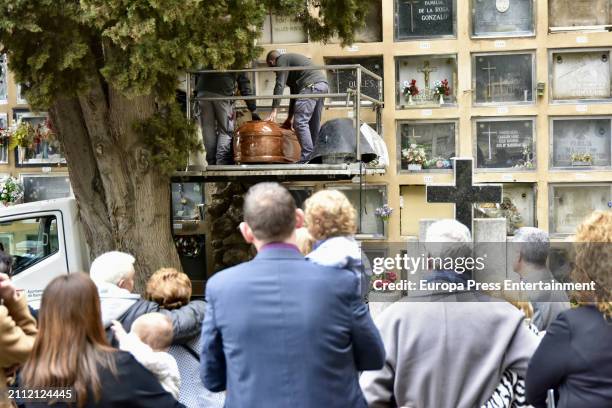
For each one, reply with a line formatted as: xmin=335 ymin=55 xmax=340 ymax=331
xmin=49 ymin=81 xmax=181 ymax=292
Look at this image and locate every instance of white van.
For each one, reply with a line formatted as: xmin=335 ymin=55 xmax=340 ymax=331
xmin=1 ymin=198 xmax=88 ymax=306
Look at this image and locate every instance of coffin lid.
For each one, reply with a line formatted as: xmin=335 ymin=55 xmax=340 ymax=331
xmin=309 ymin=118 xmax=378 ymax=164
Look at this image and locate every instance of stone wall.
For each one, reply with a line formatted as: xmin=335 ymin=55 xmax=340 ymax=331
xmin=207 ymin=182 xmax=255 ymax=272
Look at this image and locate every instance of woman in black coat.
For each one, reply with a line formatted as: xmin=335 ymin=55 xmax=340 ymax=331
xmin=19 ymin=273 xmax=183 ymax=408
xmin=525 ymin=211 xmax=612 ymax=408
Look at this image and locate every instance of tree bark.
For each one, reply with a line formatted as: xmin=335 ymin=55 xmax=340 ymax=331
xmin=49 ymin=82 xmax=181 ymax=292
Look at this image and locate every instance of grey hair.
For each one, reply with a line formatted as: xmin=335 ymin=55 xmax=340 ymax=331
xmin=424 ymin=219 xmax=473 ymax=262
xmin=512 ymin=227 xmax=550 ymax=266
xmin=244 ymin=182 xmax=296 ymax=243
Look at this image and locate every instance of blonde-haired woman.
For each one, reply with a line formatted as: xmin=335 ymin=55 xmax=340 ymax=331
xmin=304 ymin=189 xmax=369 ymax=299
xmin=146 ymin=268 xmax=225 ymax=408
xmin=526 ymin=211 xmax=612 ymax=408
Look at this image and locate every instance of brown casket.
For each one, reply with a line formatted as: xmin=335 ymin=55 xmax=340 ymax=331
xmin=234 ymin=121 xmax=301 ymax=164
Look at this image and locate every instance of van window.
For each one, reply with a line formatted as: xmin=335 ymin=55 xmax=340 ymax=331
xmin=0 ymin=216 xmax=59 ymax=276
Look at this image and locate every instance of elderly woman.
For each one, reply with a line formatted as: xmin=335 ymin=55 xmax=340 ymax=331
xmin=146 ymin=268 xmax=225 ymax=408
xmin=526 ymin=211 xmax=612 ymax=408
xmin=303 ymin=189 xmax=369 ymax=299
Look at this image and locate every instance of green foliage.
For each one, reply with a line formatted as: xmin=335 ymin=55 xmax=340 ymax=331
xmin=0 ymin=0 xmax=367 ymax=171
xmin=134 ymin=102 xmax=202 ymax=176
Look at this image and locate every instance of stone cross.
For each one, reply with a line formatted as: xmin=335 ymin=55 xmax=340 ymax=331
xmin=418 ymin=61 xmax=438 ymax=88
xmin=481 ymin=60 xmax=496 ymax=101
xmin=404 ymin=0 xmax=420 ymax=33
xmin=426 ymin=157 xmax=502 ymax=231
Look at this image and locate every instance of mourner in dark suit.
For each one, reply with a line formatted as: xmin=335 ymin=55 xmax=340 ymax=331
xmin=200 ymin=182 xmax=385 ymax=408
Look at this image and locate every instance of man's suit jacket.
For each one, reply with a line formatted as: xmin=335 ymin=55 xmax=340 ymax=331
xmin=200 ymin=244 xmax=385 ymax=408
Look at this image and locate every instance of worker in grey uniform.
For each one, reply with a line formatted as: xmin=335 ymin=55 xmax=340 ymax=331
xmin=265 ymin=51 xmax=329 ymax=162
xmin=196 ymin=71 xmax=260 ymax=165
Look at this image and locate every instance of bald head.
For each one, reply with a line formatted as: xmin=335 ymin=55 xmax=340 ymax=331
xmin=244 ymin=182 xmax=297 ymax=243
xmin=266 ymin=50 xmax=281 ymax=67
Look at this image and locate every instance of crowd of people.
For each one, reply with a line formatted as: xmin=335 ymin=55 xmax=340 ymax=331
xmin=0 ymin=182 xmax=611 ymax=408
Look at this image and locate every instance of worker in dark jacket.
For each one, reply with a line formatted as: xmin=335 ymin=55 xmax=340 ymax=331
xmin=196 ymin=71 xmax=260 ymax=165
xmin=265 ymin=51 xmax=329 ymax=162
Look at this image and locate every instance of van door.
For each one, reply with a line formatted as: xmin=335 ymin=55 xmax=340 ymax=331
xmin=0 ymin=211 xmax=68 ymax=306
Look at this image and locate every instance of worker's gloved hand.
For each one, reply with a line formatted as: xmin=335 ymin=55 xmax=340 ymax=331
xmin=251 ymin=112 xmax=261 ymax=121
xmin=281 ymin=118 xmax=292 ymax=130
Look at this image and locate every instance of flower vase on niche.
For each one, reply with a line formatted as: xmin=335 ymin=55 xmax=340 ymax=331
xmin=439 ymin=94 xmax=444 ymax=105
xmin=408 ymin=94 xmax=414 ymax=105
xmin=402 ymin=79 xmax=419 ymax=107
xmin=41 ymin=140 xmax=49 ymax=159
xmin=18 ymin=147 xmax=27 ymax=163
xmin=434 ymin=79 xmax=450 ymax=107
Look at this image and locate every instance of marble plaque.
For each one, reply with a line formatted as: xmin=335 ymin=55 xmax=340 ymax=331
xmin=476 ymin=120 xmax=534 ymax=168
xmin=335 ymin=185 xmax=385 ymax=237
xmin=172 ymin=182 xmax=204 ymax=221
xmin=22 ymin=175 xmax=71 ymax=203
xmin=396 ymin=55 xmax=457 ymax=106
xmin=474 ymin=53 xmax=534 ymax=103
xmin=259 ymin=14 xmax=306 ymax=44
xmin=0 ymin=55 xmax=7 ymax=103
xmin=552 ymin=51 xmax=611 ymax=100
xmin=551 ymin=185 xmax=611 ymax=234
xmin=549 ymin=0 xmax=611 ymax=28
xmin=399 ymin=122 xmax=456 ymax=170
xmin=552 ymin=118 xmax=611 ymax=167
xmin=325 ymin=56 xmax=383 ymax=100
xmin=472 ymin=0 xmax=534 ymax=36
xmin=396 ymin=0 xmax=455 ymax=39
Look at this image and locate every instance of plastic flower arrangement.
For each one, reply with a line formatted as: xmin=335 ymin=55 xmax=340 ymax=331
xmin=8 ymin=122 xmax=36 ymax=150
xmin=401 ymin=144 xmax=427 ymax=164
xmin=433 ymin=79 xmax=450 ymax=96
xmin=570 ymin=152 xmax=593 ymax=163
xmin=0 ymin=176 xmax=24 ymax=206
xmin=402 ymin=79 xmax=419 ymax=100
xmin=374 ymin=204 xmax=393 ymax=221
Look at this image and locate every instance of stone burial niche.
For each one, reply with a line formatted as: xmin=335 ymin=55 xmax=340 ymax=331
xmin=550 ymin=49 xmax=612 ymax=102
xmin=473 ymin=52 xmax=535 ymax=105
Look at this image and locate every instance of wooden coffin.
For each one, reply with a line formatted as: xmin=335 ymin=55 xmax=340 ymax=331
xmin=234 ymin=121 xmax=301 ymax=164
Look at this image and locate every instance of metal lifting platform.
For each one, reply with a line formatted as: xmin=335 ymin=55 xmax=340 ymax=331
xmin=173 ymin=64 xmax=386 ymax=183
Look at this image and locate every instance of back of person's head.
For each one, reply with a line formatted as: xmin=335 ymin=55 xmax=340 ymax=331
xmin=146 ymin=268 xmax=192 ymax=310
xmin=304 ymin=189 xmax=357 ymax=241
xmin=266 ymin=50 xmax=281 ymax=66
xmin=22 ymin=273 xmax=115 ymax=407
xmin=243 ymin=182 xmax=297 ymax=243
xmin=90 ymin=251 xmax=135 ymax=287
xmin=425 ymin=219 xmax=472 ymax=270
xmin=572 ymin=211 xmax=612 ymax=319
xmin=295 ymin=227 xmax=315 ymax=255
xmin=513 ymin=227 xmax=550 ymax=267
xmin=131 ymin=313 xmax=174 ymax=352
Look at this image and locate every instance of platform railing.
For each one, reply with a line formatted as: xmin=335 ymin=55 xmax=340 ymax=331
xmin=185 ymin=64 xmax=384 ymax=169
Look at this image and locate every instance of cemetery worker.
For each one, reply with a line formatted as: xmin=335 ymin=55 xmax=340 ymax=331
xmin=200 ymin=182 xmax=385 ymax=408
xmin=0 ymin=272 xmax=37 ymax=408
xmin=512 ymin=227 xmax=569 ymax=331
xmin=196 ymin=70 xmax=260 ymax=165
xmin=526 ymin=211 xmax=612 ymax=408
xmin=90 ymin=251 xmax=206 ymax=346
xmin=265 ymin=51 xmax=329 ymax=162
xmin=360 ymin=219 xmax=540 ymax=408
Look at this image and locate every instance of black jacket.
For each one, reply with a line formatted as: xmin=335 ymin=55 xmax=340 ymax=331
xmin=195 ymin=72 xmax=256 ymax=112
xmin=104 ymin=299 xmax=206 ymax=347
xmin=271 ymin=53 xmax=327 ymax=108
xmin=525 ymin=306 xmax=612 ymax=408
xmin=21 ymin=351 xmax=184 ymax=408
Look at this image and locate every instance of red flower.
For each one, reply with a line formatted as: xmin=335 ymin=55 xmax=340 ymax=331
xmin=387 ymin=272 xmax=397 ymax=281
